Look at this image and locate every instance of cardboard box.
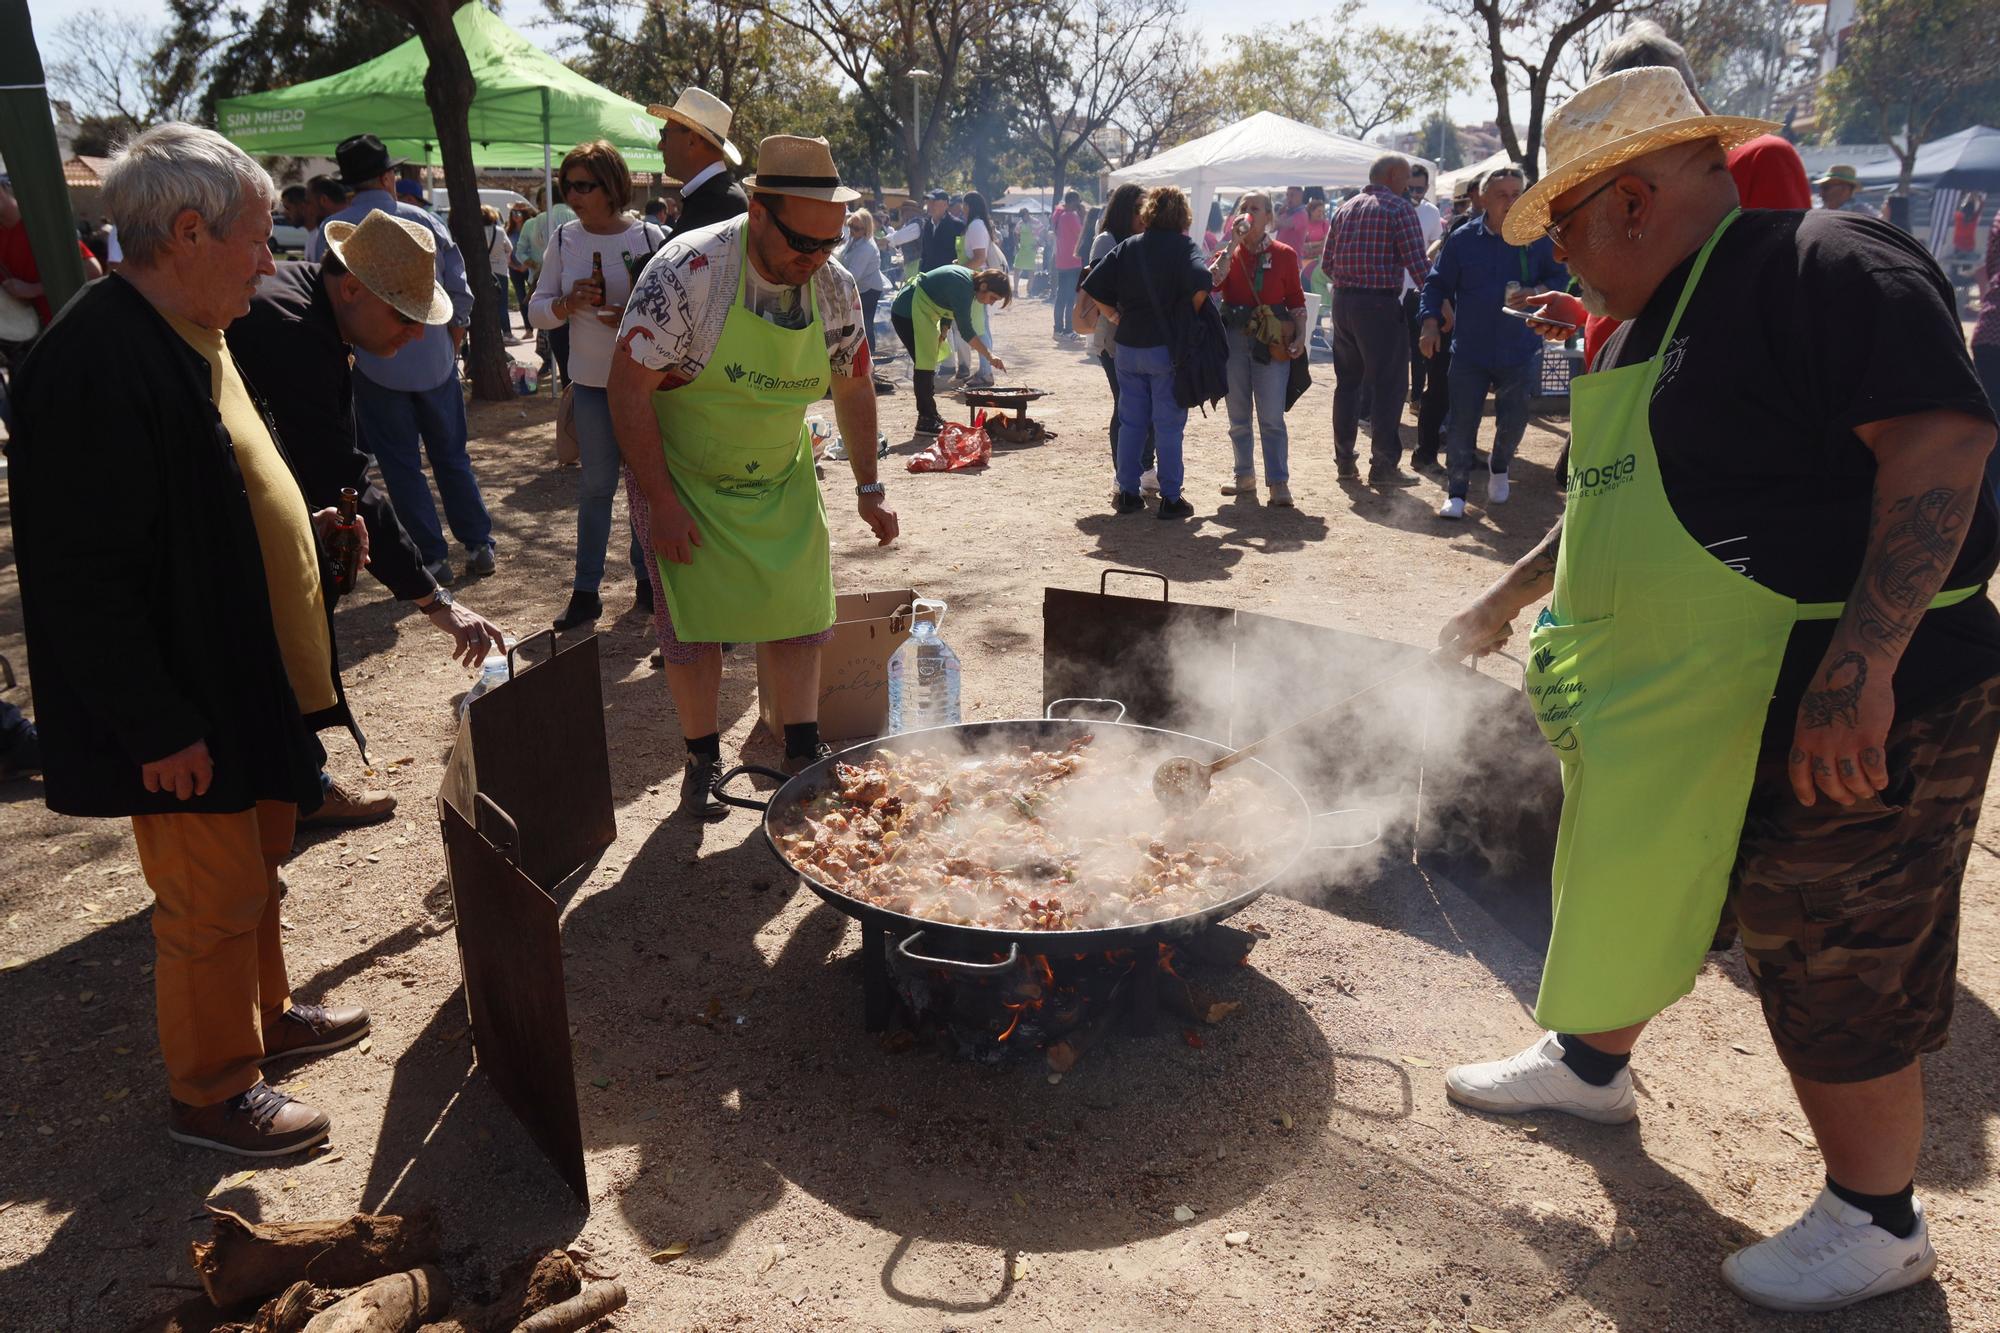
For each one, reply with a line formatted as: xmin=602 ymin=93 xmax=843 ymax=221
xmin=757 ymin=588 xmax=932 ymax=743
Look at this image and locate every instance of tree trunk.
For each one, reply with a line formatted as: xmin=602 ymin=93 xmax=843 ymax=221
xmin=373 ymin=0 xmax=513 ymax=402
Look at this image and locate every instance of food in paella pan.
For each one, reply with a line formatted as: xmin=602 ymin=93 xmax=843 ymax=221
xmin=772 ymin=733 xmax=1299 ymax=931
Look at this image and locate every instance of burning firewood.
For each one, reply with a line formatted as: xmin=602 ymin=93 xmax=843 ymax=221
xmin=1162 ymin=974 xmax=1243 ymax=1027
xmin=189 ymin=1207 xmax=442 ymax=1311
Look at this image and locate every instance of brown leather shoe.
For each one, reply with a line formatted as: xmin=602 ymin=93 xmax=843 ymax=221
xmin=300 ymin=777 xmax=397 ymax=828
xmin=264 ymin=1003 xmax=370 ymax=1062
xmin=168 ymin=1081 xmax=330 ymax=1158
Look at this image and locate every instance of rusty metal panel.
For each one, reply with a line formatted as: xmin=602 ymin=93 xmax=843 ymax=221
xmin=1043 ymin=570 xmax=1236 ymax=739
xmin=439 ymin=795 xmax=589 ymax=1202
xmin=450 ymin=630 xmax=616 ymax=895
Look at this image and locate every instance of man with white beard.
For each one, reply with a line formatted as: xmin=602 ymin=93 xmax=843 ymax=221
xmin=1440 ymin=69 xmax=2000 ymax=1314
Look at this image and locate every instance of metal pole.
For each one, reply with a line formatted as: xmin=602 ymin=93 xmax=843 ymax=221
xmin=540 ymin=87 xmax=553 ymax=216
xmin=0 ymin=0 xmax=89 ymax=316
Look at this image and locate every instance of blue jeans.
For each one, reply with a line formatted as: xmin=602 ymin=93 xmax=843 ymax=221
xmin=1224 ymin=327 xmax=1291 ymax=486
xmin=1114 ymin=343 xmax=1187 ymax=499
xmin=353 ymin=370 xmax=492 ymax=565
xmin=1054 ymin=268 xmax=1080 ymax=334
xmin=1444 ymin=359 xmax=1532 ymax=500
xmin=569 ymin=384 xmax=647 ymax=593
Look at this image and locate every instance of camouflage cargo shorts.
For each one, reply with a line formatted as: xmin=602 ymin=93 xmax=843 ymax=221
xmin=1720 ymin=677 xmax=2000 ymax=1084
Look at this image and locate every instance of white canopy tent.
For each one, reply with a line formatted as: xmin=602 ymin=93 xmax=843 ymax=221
xmin=1106 ymin=112 xmax=1436 ymax=232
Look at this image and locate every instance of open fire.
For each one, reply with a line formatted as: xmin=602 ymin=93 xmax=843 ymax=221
xmin=883 ymin=922 xmax=1264 ymax=1070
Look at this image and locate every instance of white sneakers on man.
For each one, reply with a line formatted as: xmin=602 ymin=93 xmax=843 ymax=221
xmin=1721 ymin=1187 xmax=1935 ymax=1312
xmin=1488 ymin=470 xmax=1512 ymax=503
xmin=1444 ymin=1032 xmax=1638 ymax=1124
xmin=1438 ymin=496 xmax=1467 ymax=521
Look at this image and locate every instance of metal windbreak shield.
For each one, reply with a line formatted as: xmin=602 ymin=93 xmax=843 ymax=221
xmin=437 ymin=630 xmax=615 ymax=1203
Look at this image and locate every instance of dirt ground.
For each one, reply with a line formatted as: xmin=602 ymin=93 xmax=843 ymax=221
xmin=3 ymin=293 xmax=1999 ymax=1333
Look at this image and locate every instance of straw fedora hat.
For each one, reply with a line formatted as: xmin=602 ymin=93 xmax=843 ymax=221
xmin=1503 ymin=67 xmax=1776 ymax=245
xmin=646 ymin=87 xmax=743 ymax=168
xmin=742 ymin=135 xmax=861 ymax=204
xmin=321 ymin=211 xmax=452 ymax=325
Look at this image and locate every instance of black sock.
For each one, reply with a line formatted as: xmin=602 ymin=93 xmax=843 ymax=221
xmin=1827 ymin=1175 xmax=1918 ymax=1239
xmin=783 ymin=721 xmax=822 ymax=760
xmin=1556 ymin=1032 xmax=1630 ymax=1088
xmin=685 ymin=732 xmax=721 ymax=764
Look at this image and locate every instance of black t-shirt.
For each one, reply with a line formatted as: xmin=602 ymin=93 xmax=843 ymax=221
xmin=1081 ymin=230 xmax=1212 ymax=350
xmin=1601 ymin=208 xmax=2000 ymax=754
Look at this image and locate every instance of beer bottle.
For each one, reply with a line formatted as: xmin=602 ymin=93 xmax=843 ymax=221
xmin=589 ymin=252 xmax=605 ymax=306
xmin=329 ymin=487 xmax=364 ymax=596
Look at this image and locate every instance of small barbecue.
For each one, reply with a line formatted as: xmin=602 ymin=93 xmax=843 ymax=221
xmin=961 ymin=384 xmax=1055 ymax=445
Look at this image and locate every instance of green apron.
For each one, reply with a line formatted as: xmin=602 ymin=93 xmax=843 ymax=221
xmin=650 ymin=230 xmax=837 ymax=643
xmin=1525 ymin=210 xmax=1979 ymax=1031
xmin=907 ymin=280 xmax=956 ymax=374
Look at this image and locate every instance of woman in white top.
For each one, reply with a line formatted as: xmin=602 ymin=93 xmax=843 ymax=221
xmin=952 ymin=190 xmax=998 ymax=386
xmin=478 ymin=204 xmax=517 ymax=335
xmin=838 ymin=208 xmax=886 ymax=354
xmin=528 ymin=140 xmax=668 ymax=631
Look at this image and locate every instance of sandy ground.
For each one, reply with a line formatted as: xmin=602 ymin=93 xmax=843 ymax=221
xmin=3 ymin=294 xmax=1999 ymax=1332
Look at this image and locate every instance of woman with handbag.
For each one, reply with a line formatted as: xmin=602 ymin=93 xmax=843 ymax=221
xmin=1210 ymin=191 xmax=1308 ymax=506
xmin=1080 ymin=186 xmax=1214 ymax=520
xmin=1076 ymin=184 xmax=1153 ymax=491
xmin=528 ymin=140 xmax=668 ymax=630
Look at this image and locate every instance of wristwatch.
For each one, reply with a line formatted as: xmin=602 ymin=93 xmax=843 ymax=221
xmin=856 ymin=482 xmax=886 ymax=497
xmin=419 ymin=586 xmax=456 ymax=612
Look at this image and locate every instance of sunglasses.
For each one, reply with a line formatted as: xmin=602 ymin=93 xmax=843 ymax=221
xmin=765 ymin=204 xmax=844 ymax=255
xmin=561 ymin=178 xmax=602 ymax=196
xmin=1544 ymin=177 xmax=1617 ymax=248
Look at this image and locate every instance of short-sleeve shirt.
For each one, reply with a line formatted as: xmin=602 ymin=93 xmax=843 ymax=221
xmin=1601 ymin=209 xmax=2000 ymax=753
xmin=617 ymin=216 xmax=869 ymax=389
xmin=1081 ymin=230 xmax=1212 ymax=349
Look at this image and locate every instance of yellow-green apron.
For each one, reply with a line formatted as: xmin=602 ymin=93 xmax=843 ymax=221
xmin=908 ymin=280 xmax=956 ymax=374
xmin=1525 ymin=210 xmax=1979 ymax=1031
xmin=650 ymin=231 xmax=837 ymax=643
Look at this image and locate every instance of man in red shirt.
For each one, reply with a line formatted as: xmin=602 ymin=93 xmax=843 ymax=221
xmin=0 ymin=175 xmax=103 ymax=327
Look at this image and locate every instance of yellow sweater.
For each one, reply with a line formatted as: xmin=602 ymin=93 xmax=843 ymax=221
xmin=166 ymin=312 xmax=338 ymax=714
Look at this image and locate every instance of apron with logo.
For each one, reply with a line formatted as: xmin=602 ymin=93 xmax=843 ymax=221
xmin=650 ymin=230 xmax=837 ymax=644
xmin=1525 ymin=210 xmax=1980 ymax=1031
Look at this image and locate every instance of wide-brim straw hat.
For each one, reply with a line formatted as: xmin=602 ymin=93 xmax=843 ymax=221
xmin=645 ymin=87 xmax=743 ymax=168
xmin=322 ymin=211 xmax=452 ymax=325
xmin=742 ymin=135 xmax=861 ymax=204
xmin=1503 ymin=67 xmax=1777 ymax=245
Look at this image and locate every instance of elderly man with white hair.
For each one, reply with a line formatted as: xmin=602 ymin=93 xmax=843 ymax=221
xmin=8 ymin=123 xmax=373 ymax=1159
xmin=1441 ymin=70 xmax=2000 ymax=1313
xmin=1322 ymin=152 xmax=1430 ymax=486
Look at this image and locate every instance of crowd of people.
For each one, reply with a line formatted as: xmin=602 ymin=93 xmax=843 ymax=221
xmin=2 ymin=10 xmax=2000 ymax=1315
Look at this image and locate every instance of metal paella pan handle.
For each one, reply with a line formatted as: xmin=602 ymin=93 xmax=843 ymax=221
xmin=897 ymin=930 xmax=1022 ymax=976
xmin=712 ymin=764 xmax=792 ymax=812
xmin=1045 ymin=697 xmax=1128 ymax=723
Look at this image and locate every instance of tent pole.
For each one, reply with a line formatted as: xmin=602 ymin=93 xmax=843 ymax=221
xmin=541 ymin=87 xmax=553 ymax=214
xmin=0 ymin=0 xmax=88 ymax=315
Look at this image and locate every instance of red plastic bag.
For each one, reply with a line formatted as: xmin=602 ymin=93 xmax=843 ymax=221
xmin=908 ymin=411 xmax=991 ymax=473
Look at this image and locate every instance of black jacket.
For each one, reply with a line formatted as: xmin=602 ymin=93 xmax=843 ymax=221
xmin=918 ymin=215 xmax=966 ymax=274
xmin=7 ymin=275 xmax=352 ymax=817
xmin=227 ymin=264 xmax=434 ymax=604
xmin=676 ymin=169 xmax=748 ymax=236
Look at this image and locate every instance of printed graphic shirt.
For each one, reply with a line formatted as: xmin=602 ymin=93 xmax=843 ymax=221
xmin=617 ymin=216 xmax=870 ymax=389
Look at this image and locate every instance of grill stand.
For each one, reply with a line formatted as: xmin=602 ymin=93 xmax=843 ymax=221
xmin=861 ymin=918 xmax=892 ymax=1032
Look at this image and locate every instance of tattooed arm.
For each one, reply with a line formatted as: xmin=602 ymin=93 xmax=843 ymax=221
xmin=1789 ymin=409 xmax=1997 ymax=806
xmin=1440 ymin=517 xmax=1563 ymax=658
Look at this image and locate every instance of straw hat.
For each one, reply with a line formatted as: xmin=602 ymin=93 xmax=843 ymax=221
xmin=1502 ymin=68 xmax=1776 ymax=245
xmin=742 ymin=135 xmax=861 ymax=204
xmin=321 ymin=211 xmax=452 ymax=325
xmin=1814 ymin=164 xmax=1862 ymax=188
xmin=646 ymin=87 xmax=743 ymax=168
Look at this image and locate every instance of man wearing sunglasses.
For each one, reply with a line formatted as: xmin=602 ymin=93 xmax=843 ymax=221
xmin=610 ymin=136 xmax=898 ymax=818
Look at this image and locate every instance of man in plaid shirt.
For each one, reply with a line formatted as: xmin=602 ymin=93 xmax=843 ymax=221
xmin=1324 ymin=154 xmax=1430 ymax=485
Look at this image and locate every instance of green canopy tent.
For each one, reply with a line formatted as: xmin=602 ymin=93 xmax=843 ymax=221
xmin=215 ymin=4 xmax=663 ymax=206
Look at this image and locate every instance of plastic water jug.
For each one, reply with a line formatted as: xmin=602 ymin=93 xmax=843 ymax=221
xmin=885 ymin=598 xmax=960 ymax=733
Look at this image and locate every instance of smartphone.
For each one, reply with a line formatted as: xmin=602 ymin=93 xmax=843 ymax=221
xmin=1504 ymin=306 xmax=1577 ymax=332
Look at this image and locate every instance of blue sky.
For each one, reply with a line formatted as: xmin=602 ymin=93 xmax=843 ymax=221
xmin=28 ymin=0 xmax=1501 ymax=126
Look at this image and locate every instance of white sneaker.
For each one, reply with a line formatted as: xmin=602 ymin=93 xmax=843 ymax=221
xmin=1438 ymin=496 xmax=1467 ymax=520
xmin=1488 ymin=470 xmax=1512 ymax=504
xmin=1444 ymin=1032 xmax=1637 ymax=1123
xmin=1140 ymin=468 xmax=1160 ymax=496
xmin=1721 ymin=1187 xmax=1935 ymax=1313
